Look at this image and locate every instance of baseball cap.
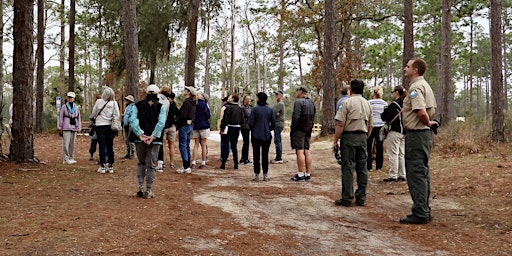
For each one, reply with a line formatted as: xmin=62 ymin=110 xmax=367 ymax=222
xmin=274 ymin=90 xmax=284 ymax=95
xmin=184 ymin=86 xmax=197 ymax=95
xmin=66 ymin=92 xmax=76 ymax=98
xmin=146 ymin=84 xmax=159 ymax=94
xmin=295 ymin=86 xmax=309 ymax=93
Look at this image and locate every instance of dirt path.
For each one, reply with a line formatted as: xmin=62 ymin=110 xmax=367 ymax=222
xmin=0 ymin=133 xmax=510 ymax=255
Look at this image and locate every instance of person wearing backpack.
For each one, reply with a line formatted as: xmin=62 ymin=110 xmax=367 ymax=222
xmin=58 ymin=91 xmax=82 ymax=164
xmin=381 ymin=86 xmax=406 ymax=182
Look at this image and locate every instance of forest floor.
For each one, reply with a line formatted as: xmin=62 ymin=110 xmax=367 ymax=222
xmin=0 ymin=131 xmax=511 ymax=255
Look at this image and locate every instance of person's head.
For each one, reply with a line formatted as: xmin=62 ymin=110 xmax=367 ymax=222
xmin=160 ymin=86 xmax=172 ymax=98
xmin=295 ymin=86 xmax=309 ymax=98
xmin=340 ymin=86 xmax=349 ymax=96
xmin=404 ymin=58 xmax=427 ymax=79
xmin=392 ymin=85 xmax=406 ymax=99
xmin=66 ymin=91 xmax=76 ymax=103
xmin=229 ymin=94 xmax=239 ymax=103
xmin=196 ymin=92 xmax=205 ymax=101
xmin=256 ymin=92 xmax=268 ymax=106
xmin=349 ymin=79 xmax=365 ymax=94
xmin=184 ymin=86 xmax=196 ymax=98
xmin=242 ymin=95 xmax=251 ymax=106
xmin=274 ymin=90 xmax=284 ymax=101
xmin=124 ymin=95 xmax=135 ymax=104
xmin=101 ymin=87 xmax=115 ymax=101
xmin=372 ymin=86 xmax=384 ymax=99
xmin=222 ymin=96 xmax=229 ymax=105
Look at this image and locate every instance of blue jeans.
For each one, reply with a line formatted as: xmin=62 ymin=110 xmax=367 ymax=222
xmin=178 ymin=125 xmax=193 ymax=162
xmin=274 ymin=126 xmax=283 ymax=160
xmin=96 ymin=125 xmax=115 ymax=165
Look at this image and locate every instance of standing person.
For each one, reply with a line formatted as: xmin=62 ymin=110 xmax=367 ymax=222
xmin=367 ymin=86 xmax=388 ymax=172
xmin=381 ymin=86 xmax=407 ymax=182
xmin=176 ymin=86 xmax=196 ymax=174
xmin=191 ymin=92 xmax=211 ymax=169
xmin=400 ymin=58 xmax=438 ymax=224
xmin=219 ymin=94 xmax=244 ymax=170
xmin=156 ymin=86 xmax=171 ymax=172
xmin=91 ymin=87 xmax=120 ymax=173
xmin=239 ymin=95 xmax=253 ymax=165
xmin=289 ymin=86 xmax=316 ymax=181
xmin=122 ymin=95 xmax=136 ymax=159
xmin=270 ymin=90 xmax=285 ymax=164
xmin=249 ymin=92 xmax=276 ymax=181
xmin=129 ymin=84 xmax=166 ymax=198
xmin=163 ymin=92 xmax=179 ymax=168
xmin=218 ymin=97 xmax=230 ymax=161
xmin=58 ymin=91 xmax=82 ymax=164
xmin=336 ymin=86 xmax=350 ymax=111
xmin=332 ymin=79 xmax=373 ymax=207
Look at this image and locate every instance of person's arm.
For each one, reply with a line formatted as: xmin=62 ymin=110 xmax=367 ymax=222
xmin=129 ymin=106 xmax=144 ymax=137
xmin=333 ymin=120 xmax=345 ymax=147
xmin=291 ymin=101 xmax=301 ymax=130
xmin=270 ymin=109 xmax=276 ymax=131
xmin=248 ymin=110 xmax=255 ymax=130
xmin=205 ymin=103 xmax=211 ymax=119
xmin=151 ymin=105 xmax=167 ymax=140
xmin=77 ymin=107 xmax=82 ymax=131
xmin=416 ymin=108 xmax=436 ymax=127
xmin=58 ymin=106 xmax=65 ymax=130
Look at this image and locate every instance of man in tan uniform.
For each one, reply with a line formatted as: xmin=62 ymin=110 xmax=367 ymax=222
xmin=400 ymin=58 xmax=438 ymax=224
xmin=332 ymin=79 xmax=373 ymax=207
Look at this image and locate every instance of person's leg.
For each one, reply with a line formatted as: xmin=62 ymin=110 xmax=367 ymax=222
xmin=157 ymin=143 xmax=164 ymax=169
xmin=69 ymin=131 xmax=76 ymax=160
xmin=185 ymin=125 xmax=192 ymax=168
xmin=340 ymin=134 xmax=355 ymax=203
xmin=229 ymin=128 xmax=240 ymax=169
xmin=144 ymin=144 xmax=160 ymax=197
xmin=168 ymin=126 xmax=177 ymax=167
xmin=262 ymin=139 xmax=271 ymax=176
xmin=192 ymin=136 xmax=200 ymax=168
xmin=96 ymin=130 xmax=107 ymax=165
xmin=252 ymin=138 xmax=261 ymax=176
xmin=274 ymin=126 xmax=283 ymax=160
xmin=123 ymin=126 xmax=131 ymax=157
xmin=375 ymin=127 xmax=384 ymax=170
xmin=178 ymin=126 xmax=188 ymax=168
xmin=295 ymin=149 xmax=305 ymax=173
xmin=62 ymin=131 xmax=72 ymax=161
xmin=386 ymin=131 xmax=400 ymax=179
xmin=304 ymin=135 xmax=312 ymax=175
xmin=200 ymin=137 xmax=207 ymax=167
xmin=135 ymin=143 xmax=147 ymax=195
xmin=366 ymin=134 xmax=374 ymax=171
xmin=220 ymin=134 xmax=229 ymax=169
xmin=106 ymin=130 xmax=115 ymax=165
xmin=354 ymin=134 xmax=369 ymax=205
xmin=241 ymin=129 xmax=250 ymax=163
xmin=398 ymin=134 xmax=406 ymax=178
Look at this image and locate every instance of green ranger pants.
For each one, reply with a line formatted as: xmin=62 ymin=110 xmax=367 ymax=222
xmin=340 ymin=133 xmax=368 ymax=204
xmin=405 ymin=129 xmax=433 ymax=219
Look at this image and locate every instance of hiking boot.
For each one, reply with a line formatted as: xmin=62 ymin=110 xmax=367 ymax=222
xmin=107 ymin=164 xmax=114 ymax=173
xmin=290 ymin=174 xmax=305 ymax=182
xmin=252 ymin=175 xmax=259 ymax=181
xmin=334 ymin=199 xmax=352 ymax=207
xmin=263 ymin=175 xmax=270 ymax=181
xmin=89 ymin=154 xmax=94 ymax=161
xmin=97 ymin=164 xmax=106 ymax=173
xmin=399 ymin=214 xmax=429 ymax=224
xmin=136 ymin=185 xmax=144 ymax=197
xmin=144 ymin=190 xmax=155 ymax=199
xmin=270 ymin=159 xmax=283 ymax=164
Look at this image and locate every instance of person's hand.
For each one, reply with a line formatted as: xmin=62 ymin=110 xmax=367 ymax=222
xmin=144 ymin=137 xmax=154 ymax=145
xmin=332 ymin=141 xmax=338 ymax=148
xmin=59 ymin=130 xmax=63 ymax=137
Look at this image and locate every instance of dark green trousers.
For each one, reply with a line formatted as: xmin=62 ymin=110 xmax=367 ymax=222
xmin=340 ymin=133 xmax=368 ymax=204
xmin=405 ymin=130 xmax=433 ymax=219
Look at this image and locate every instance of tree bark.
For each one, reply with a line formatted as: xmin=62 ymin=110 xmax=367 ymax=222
xmin=277 ymin=0 xmax=285 ymax=91
xmin=440 ymin=0 xmax=455 ymax=123
xmin=204 ymin=5 xmax=211 ymax=98
xmin=59 ymin=0 xmax=65 ymax=89
xmin=68 ymin=0 xmax=75 ymax=91
xmin=12 ymin=0 xmax=35 ymax=162
xmin=123 ymin=0 xmax=140 ymax=98
xmin=184 ymin=0 xmax=200 ymax=88
xmin=229 ymin=0 xmax=236 ymax=93
xmin=0 ymin=0 xmax=3 ymax=95
xmin=490 ymin=0 xmax=504 ymax=142
xmin=402 ymin=0 xmax=414 ymax=89
xmin=35 ymin=0 xmax=45 ymax=133
xmin=321 ymin=0 xmax=336 ymax=136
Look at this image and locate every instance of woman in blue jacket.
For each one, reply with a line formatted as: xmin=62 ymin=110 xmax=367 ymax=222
xmin=192 ymin=92 xmax=211 ymax=169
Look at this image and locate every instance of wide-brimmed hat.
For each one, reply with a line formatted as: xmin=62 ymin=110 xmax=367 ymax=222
xmin=66 ymin=92 xmax=76 ymax=98
xmin=274 ymin=90 xmax=284 ymax=95
xmin=124 ymin=95 xmax=135 ymax=102
xmin=184 ymin=86 xmax=197 ymax=95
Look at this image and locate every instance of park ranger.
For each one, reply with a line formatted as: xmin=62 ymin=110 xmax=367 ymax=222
xmin=400 ymin=58 xmax=438 ymax=224
xmin=332 ymin=79 xmax=373 ymax=207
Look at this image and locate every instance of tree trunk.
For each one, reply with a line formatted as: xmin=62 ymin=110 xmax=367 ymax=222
xmin=440 ymin=0 xmax=455 ymax=123
xmin=68 ymin=0 xmax=75 ymax=91
xmin=0 ymin=0 xmax=4 ymax=95
xmin=321 ymin=0 xmax=336 ymax=136
xmin=12 ymin=0 xmax=35 ymax=162
xmin=35 ymin=0 xmax=45 ymax=133
xmin=490 ymin=0 xmax=504 ymax=142
xmin=123 ymin=0 xmax=140 ymax=98
xmin=184 ymin=0 xmax=200 ymax=88
xmin=59 ymin=0 xmax=65 ymax=89
xmin=402 ymin=0 xmax=414 ymax=89
xmin=204 ymin=5 xmax=211 ymax=98
xmin=229 ymin=0 xmax=236 ymax=93
xmin=277 ymin=0 xmax=285 ymax=91
xmin=469 ymin=18 xmax=474 ymax=111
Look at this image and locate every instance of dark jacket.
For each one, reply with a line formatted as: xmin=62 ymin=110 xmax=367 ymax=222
xmin=165 ymin=101 xmax=180 ymax=128
xmin=193 ymin=99 xmax=211 ymax=130
xmin=129 ymin=96 xmax=164 ymax=143
xmin=249 ymin=104 xmax=276 ymax=141
xmin=381 ymin=98 xmax=404 ymax=134
xmin=220 ymin=102 xmax=244 ymax=131
xmin=241 ymin=104 xmax=252 ymax=130
xmin=176 ymin=97 xmax=196 ymax=129
xmin=291 ymin=97 xmax=316 ymax=133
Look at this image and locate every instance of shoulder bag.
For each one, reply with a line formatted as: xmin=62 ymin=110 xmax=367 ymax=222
xmin=379 ymin=103 xmax=403 ymax=141
xmin=110 ymin=101 xmax=123 ymax=132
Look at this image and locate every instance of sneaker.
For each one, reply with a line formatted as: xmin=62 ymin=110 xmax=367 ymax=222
xmin=383 ymin=177 xmax=397 ymax=182
xmin=263 ymin=175 xmax=270 ymax=181
xmin=252 ymin=175 xmax=259 ymax=181
xmin=239 ymin=159 xmax=246 ymax=164
xmin=304 ymin=175 xmax=311 ymax=181
xmin=176 ymin=167 xmax=186 ymax=174
xmin=199 ymin=164 xmax=206 ymax=169
xmin=245 ymin=161 xmax=253 ymax=165
xmin=136 ymin=185 xmax=144 ymax=197
xmin=156 ymin=166 xmax=164 ymax=173
xmin=290 ymin=174 xmax=305 ymax=182
xmin=185 ymin=167 xmax=192 ymax=174
xmin=63 ymin=160 xmax=72 ymax=164
xmin=107 ymin=164 xmax=114 ymax=173
xmin=97 ymin=165 xmax=106 ymax=173
xmin=397 ymin=177 xmax=406 ymax=182
xmin=190 ymin=164 xmax=197 ymax=169
xmin=68 ymin=159 xmax=77 ymax=164
xmin=89 ymin=154 xmax=94 ymax=161
xmin=270 ymin=159 xmax=283 ymax=164
xmin=144 ymin=190 xmax=155 ymax=199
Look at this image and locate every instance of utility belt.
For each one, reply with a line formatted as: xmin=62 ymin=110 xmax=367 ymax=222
xmin=343 ymin=130 xmax=366 ymax=134
xmin=406 ymin=128 xmax=430 ymax=133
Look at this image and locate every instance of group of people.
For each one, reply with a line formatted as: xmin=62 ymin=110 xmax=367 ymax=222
xmin=333 ymin=58 xmax=438 ymax=225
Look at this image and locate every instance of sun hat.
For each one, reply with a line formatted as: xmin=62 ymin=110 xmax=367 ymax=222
xmin=184 ymin=86 xmax=197 ymax=95
xmin=124 ymin=95 xmax=135 ymax=102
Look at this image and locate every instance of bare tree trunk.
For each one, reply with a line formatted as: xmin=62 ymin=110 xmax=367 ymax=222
xmin=503 ymin=10 xmax=509 ymax=110
xmin=469 ymin=18 xmax=474 ymax=111
xmin=440 ymin=0 xmax=455 ymax=123
xmin=402 ymin=0 xmax=414 ymax=89
xmin=221 ymin=28 xmax=227 ymax=98
xmin=0 ymin=0 xmax=3 ymax=95
xmin=490 ymin=0 xmax=504 ymax=142
xmin=297 ymin=41 xmax=303 ymax=86
xmin=321 ymin=0 xmax=336 ymax=136
xmin=123 ymin=0 xmax=140 ymax=98
xmin=68 ymin=0 xmax=75 ymax=91
xmin=204 ymin=5 xmax=211 ymax=98
xmin=229 ymin=0 xmax=236 ymax=93
xmin=185 ymin=0 xmax=200 ymax=88
xmin=277 ymin=0 xmax=285 ymax=91
xmin=98 ymin=9 xmax=103 ymax=90
xmin=35 ymin=0 xmax=45 ymax=133
xmin=12 ymin=0 xmax=35 ymax=162
xmin=59 ymin=0 xmax=65 ymax=89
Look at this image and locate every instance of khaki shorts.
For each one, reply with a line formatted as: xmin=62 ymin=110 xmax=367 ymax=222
xmin=193 ymin=128 xmax=210 ymax=139
xmin=164 ymin=125 xmax=177 ymax=142
xmin=291 ymin=130 xmax=311 ymax=150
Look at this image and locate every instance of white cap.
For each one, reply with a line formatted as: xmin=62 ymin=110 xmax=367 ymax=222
xmin=146 ymin=84 xmax=159 ymax=94
xmin=66 ymin=92 xmax=76 ymax=98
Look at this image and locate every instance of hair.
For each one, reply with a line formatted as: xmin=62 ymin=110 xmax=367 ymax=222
xmin=231 ymin=94 xmax=239 ymax=103
xmin=373 ymin=86 xmax=383 ymax=98
xmin=242 ymin=95 xmax=251 ymax=105
xmin=341 ymin=86 xmax=349 ymax=95
xmin=393 ymin=85 xmax=406 ymax=99
xmin=160 ymin=86 xmax=172 ymax=97
xmin=256 ymin=92 xmax=268 ymax=106
xmin=411 ymin=58 xmax=427 ymax=76
xmin=101 ymin=87 xmax=115 ymax=101
xmin=349 ymin=79 xmax=365 ymax=94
